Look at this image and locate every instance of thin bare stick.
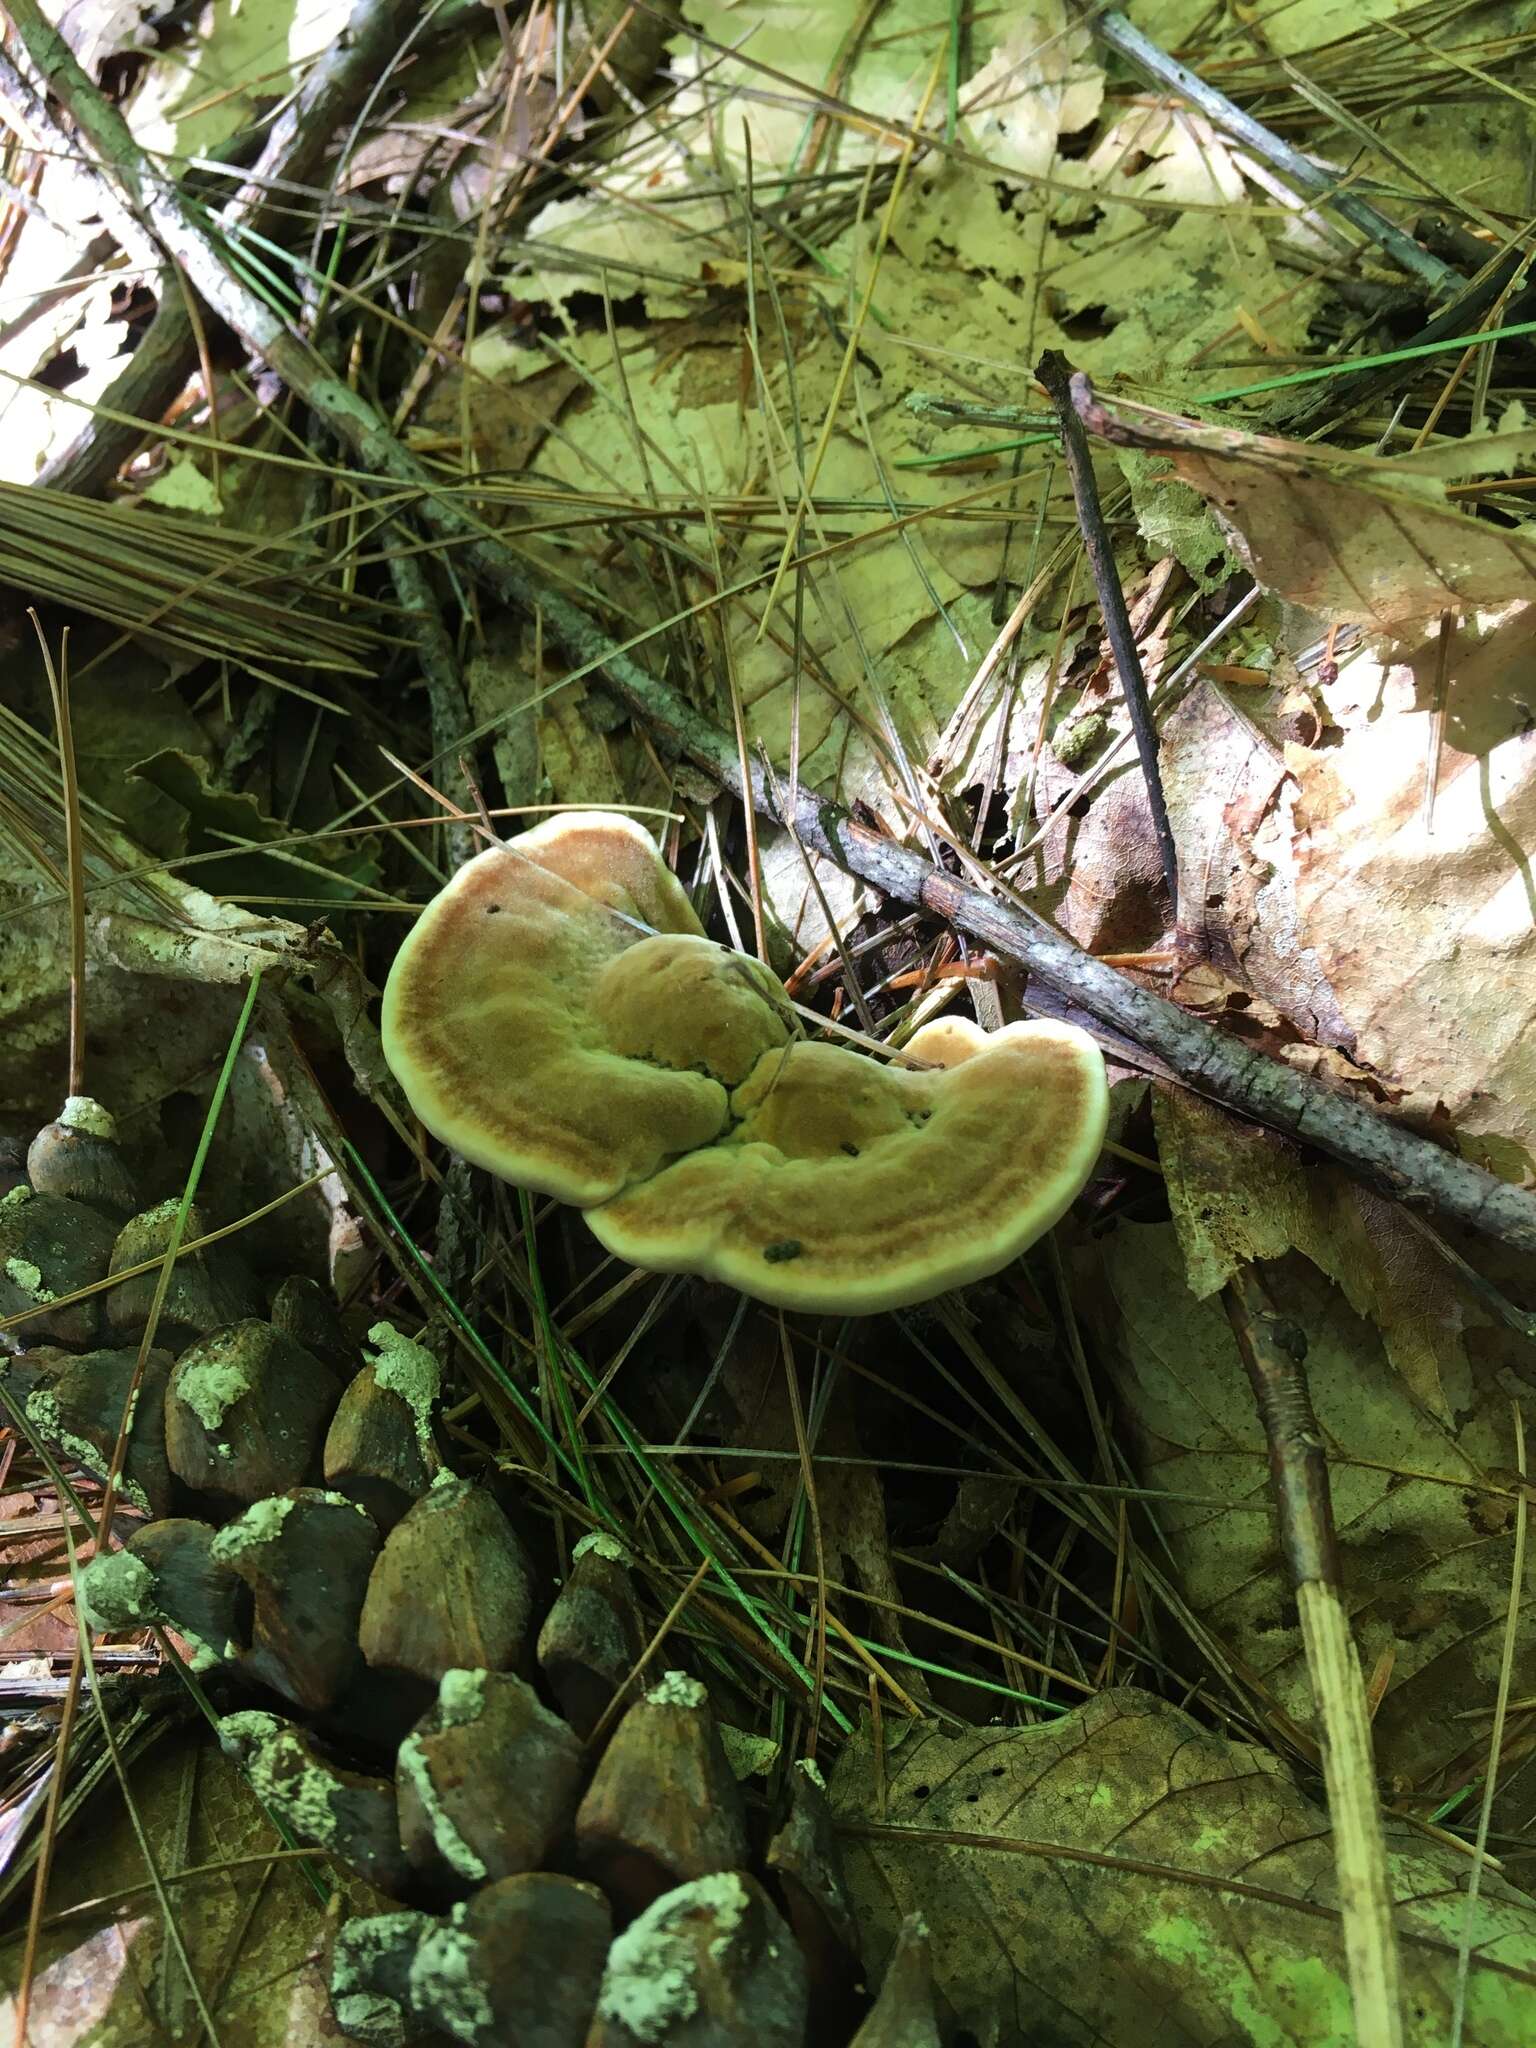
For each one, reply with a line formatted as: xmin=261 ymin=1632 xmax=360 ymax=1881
xmin=1082 ymin=8 xmax=1458 ymax=300
xmin=1035 ymin=352 xmax=1178 ymax=909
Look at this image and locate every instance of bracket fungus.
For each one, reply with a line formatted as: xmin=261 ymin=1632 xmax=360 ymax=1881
xmin=382 ymin=811 xmax=790 ymax=1205
xmin=383 ymin=813 xmax=1108 ymax=1313
xmin=586 ymin=1016 xmax=1108 ymax=1312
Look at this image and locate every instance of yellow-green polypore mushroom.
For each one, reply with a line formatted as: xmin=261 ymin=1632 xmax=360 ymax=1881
xmin=584 ymin=1016 xmax=1109 ymax=1312
xmin=381 ymin=812 xmax=792 ymax=1204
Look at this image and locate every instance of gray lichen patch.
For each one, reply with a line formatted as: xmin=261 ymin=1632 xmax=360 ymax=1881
xmin=596 ymin=1873 xmax=753 ymax=2043
xmin=233 ymin=1721 xmax=348 ymax=1844
xmin=332 ymin=1911 xmax=428 ymax=2048
xmin=436 ymin=1667 xmax=487 ymax=1727
xmin=697 ymin=1869 xmax=748 ymax=1957
xmin=332 ymin=1911 xmax=426 ymax=1987
xmin=574 ymin=1529 xmax=628 ymax=1563
xmin=364 ymin=1321 xmax=440 ymax=1451
xmin=330 ymin=1990 xmax=407 ymax=2048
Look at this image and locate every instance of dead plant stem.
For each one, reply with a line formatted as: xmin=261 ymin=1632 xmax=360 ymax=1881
xmin=1223 ymin=1266 xmax=1404 ymax=2048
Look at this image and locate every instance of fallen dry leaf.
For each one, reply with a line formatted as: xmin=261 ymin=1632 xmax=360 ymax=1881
xmin=1079 ymin=391 xmax=1536 ymax=636
xmin=829 ymin=1688 xmax=1536 ymax=2048
xmin=0 ymin=1722 xmax=392 ymax=2046
xmin=1154 ymin=1087 xmax=1473 ymax=1419
xmin=1286 ymin=662 xmax=1536 ymax=1178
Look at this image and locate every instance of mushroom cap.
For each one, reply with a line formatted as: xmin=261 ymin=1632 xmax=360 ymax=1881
xmin=584 ymin=1016 xmax=1108 ymax=1312
xmin=381 ymin=813 xmax=791 ymax=1205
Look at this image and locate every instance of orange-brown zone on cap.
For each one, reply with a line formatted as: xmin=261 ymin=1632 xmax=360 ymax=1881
xmin=381 ymin=825 xmax=786 ymax=1206
xmin=584 ymin=1021 xmax=1109 ymax=1313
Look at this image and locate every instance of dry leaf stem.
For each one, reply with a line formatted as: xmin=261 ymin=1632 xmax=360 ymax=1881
xmin=18 ymin=0 xmax=1536 ymax=1268
xmin=1035 ymin=350 xmax=1178 ymax=909
xmin=1223 ymin=1265 xmax=1404 ymax=2048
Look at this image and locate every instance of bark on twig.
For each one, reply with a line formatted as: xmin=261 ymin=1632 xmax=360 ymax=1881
xmin=15 ymin=0 xmax=1536 ymax=1265
xmin=1083 ymin=9 xmax=1458 ymax=301
xmin=387 ymin=547 xmax=476 ymax=871
xmin=16 ymin=0 xmax=433 ymax=496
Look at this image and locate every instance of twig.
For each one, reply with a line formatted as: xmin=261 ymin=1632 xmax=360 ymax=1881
xmin=1035 ymin=350 xmax=1178 ymax=911
xmin=1082 ymin=8 xmax=1459 ymax=302
xmin=14 ymin=0 xmax=432 ymax=496
xmin=16 ymin=0 xmax=1536 ymax=1265
xmin=1450 ymin=1402 xmax=1527 ymax=2048
xmin=1222 ymin=1268 xmax=1404 ymax=2048
xmin=387 ymin=547 xmax=476 ymax=870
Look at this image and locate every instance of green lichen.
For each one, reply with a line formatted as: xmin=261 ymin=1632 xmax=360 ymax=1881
xmin=1051 ymin=710 xmax=1109 ymax=767
xmin=77 ymin=1550 xmax=157 ymax=1633
xmin=4 ymin=1257 xmax=51 ymax=1301
xmin=59 ymin=1097 xmax=116 ymax=1138
xmin=211 ymin=1494 xmax=294 ymax=1562
xmin=175 ymin=1356 xmax=250 ymax=1435
xmin=365 ymin=1321 xmax=440 ymax=1452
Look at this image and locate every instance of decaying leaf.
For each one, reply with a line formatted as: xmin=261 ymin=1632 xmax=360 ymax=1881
xmin=829 ymin=1688 xmax=1536 ymax=2048
xmin=0 ymin=1723 xmax=389 ymax=2045
xmin=1079 ymin=391 xmax=1536 ymax=636
xmin=1154 ymin=1087 xmax=1473 ymax=1419
xmin=127 ymin=747 xmax=381 ymax=906
xmin=1079 ymin=1220 xmax=1535 ymax=1791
